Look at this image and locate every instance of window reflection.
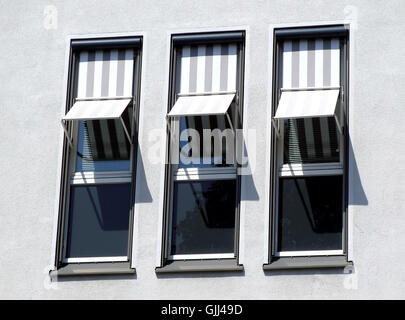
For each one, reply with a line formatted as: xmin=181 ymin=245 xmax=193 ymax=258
xmin=171 ymin=180 xmax=236 ymax=255
xmin=277 ymin=176 xmax=343 ymax=252
xmin=66 ymin=184 xmax=131 ymax=258
xmin=76 ymin=107 xmax=132 ymax=172
xmin=179 ymin=106 xmax=236 ymax=168
xmin=284 ymin=117 xmax=339 ymax=164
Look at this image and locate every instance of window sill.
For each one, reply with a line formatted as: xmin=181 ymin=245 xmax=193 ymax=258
xmin=155 ymin=259 xmax=244 ymax=274
xmin=263 ymin=255 xmax=352 ymax=271
xmin=49 ymin=262 xmax=135 ymax=278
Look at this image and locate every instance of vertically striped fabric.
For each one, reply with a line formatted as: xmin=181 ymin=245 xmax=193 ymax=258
xmin=177 ymin=44 xmax=238 ymax=94
xmin=281 ymin=38 xmax=340 ymax=89
xmin=280 ymin=39 xmax=340 ymax=164
xmin=74 ymin=50 xmax=134 ymax=171
xmin=76 ymin=49 xmax=134 ymax=98
xmin=176 ymin=44 xmax=239 ymax=166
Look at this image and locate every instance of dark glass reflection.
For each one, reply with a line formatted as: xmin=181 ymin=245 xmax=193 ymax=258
xmin=76 ymin=107 xmax=132 ymax=172
xmin=284 ymin=117 xmax=339 ymax=164
xmin=179 ymin=112 xmax=235 ymax=168
xmin=66 ymin=184 xmax=131 ymax=258
xmin=277 ymin=176 xmax=343 ymax=252
xmin=171 ymin=180 xmax=236 ymax=255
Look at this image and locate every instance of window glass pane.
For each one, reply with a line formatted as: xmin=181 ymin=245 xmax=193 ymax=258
xmin=283 ymin=117 xmax=339 ymax=164
xmin=277 ymin=176 xmax=343 ymax=252
xmin=171 ymin=180 xmax=236 ymax=255
xmin=179 ymin=113 xmax=235 ymax=168
xmin=66 ymin=184 xmax=131 ymax=258
xmin=76 ymin=107 xmax=132 ymax=172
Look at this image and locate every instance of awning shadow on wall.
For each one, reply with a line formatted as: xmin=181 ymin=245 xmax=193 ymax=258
xmin=134 ymin=146 xmax=153 ymax=203
xmin=348 ymin=136 xmax=367 ymax=206
xmin=240 ymin=142 xmax=260 ymax=201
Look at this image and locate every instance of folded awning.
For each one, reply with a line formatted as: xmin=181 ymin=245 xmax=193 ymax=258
xmin=167 ymin=93 xmax=235 ymax=117
xmin=63 ymin=98 xmax=131 ymax=121
xmin=274 ymin=89 xmax=339 ymax=120
xmin=62 ymin=98 xmax=132 ymax=148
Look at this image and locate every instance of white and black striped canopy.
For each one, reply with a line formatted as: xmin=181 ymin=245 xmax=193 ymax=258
xmin=170 ymin=44 xmax=238 ymax=117
xmin=76 ymin=49 xmax=134 ymax=99
xmin=277 ymin=38 xmax=341 ymax=164
xmin=281 ymin=38 xmax=340 ymax=89
xmin=177 ymin=44 xmax=238 ymax=94
xmin=173 ymin=44 xmax=239 ymax=165
xmin=63 ymin=49 xmax=135 ymax=163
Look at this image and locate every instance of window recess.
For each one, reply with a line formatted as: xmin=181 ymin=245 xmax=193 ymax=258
xmin=158 ymin=32 xmax=245 ymax=271
xmin=267 ymin=27 xmax=349 ymax=265
xmin=54 ymin=38 xmax=142 ymax=272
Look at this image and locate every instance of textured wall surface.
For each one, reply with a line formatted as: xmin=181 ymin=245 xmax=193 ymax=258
xmin=0 ymin=0 xmax=404 ymax=299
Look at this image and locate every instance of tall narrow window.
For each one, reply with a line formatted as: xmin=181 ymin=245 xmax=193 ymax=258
xmin=157 ymin=32 xmax=245 ymax=273
xmin=267 ymin=26 xmax=350 ymax=269
xmin=54 ymin=37 xmax=142 ymax=275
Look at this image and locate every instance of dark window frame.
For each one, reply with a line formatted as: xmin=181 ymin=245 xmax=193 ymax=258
xmin=53 ymin=36 xmax=143 ymax=276
xmin=265 ymin=25 xmax=352 ymax=270
xmin=157 ymin=31 xmax=246 ymax=273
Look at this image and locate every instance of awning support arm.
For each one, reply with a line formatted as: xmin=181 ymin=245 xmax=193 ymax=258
xmin=165 ymin=115 xmax=172 ymax=134
xmin=119 ymin=116 xmax=133 ymax=145
xmin=61 ymin=120 xmax=74 ymax=149
xmin=225 ymin=112 xmax=234 ymax=132
xmin=61 ymin=117 xmax=132 ymax=149
xmin=334 ymin=114 xmax=343 ymax=136
xmin=335 ymin=86 xmax=344 ymax=136
xmin=334 ymin=87 xmax=343 ymax=136
xmin=272 ymin=118 xmax=281 ymax=139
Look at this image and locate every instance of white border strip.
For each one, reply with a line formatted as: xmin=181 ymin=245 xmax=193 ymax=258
xmin=346 ymin=21 xmax=355 ymax=263
xmin=49 ymin=36 xmax=72 ymax=272
xmin=64 ymin=256 xmax=128 ymax=263
xmin=237 ymin=26 xmax=249 ymax=266
xmin=169 ymin=253 xmax=235 ymax=260
xmin=154 ymin=29 xmax=172 ymax=268
xmin=276 ymin=250 xmax=343 ymax=257
xmin=131 ymin=32 xmax=148 ymax=269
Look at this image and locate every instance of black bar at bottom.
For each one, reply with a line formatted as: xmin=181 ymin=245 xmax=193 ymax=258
xmin=71 ymin=37 xmax=142 ymax=50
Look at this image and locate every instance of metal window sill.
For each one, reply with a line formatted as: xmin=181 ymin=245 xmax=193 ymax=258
xmin=155 ymin=258 xmax=244 ymax=274
xmin=50 ymin=262 xmax=135 ymax=278
xmin=263 ymin=255 xmax=353 ymax=271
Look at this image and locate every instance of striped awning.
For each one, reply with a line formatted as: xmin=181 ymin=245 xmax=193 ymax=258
xmin=63 ymin=99 xmax=131 ymax=121
xmin=173 ymin=43 xmax=239 ymax=165
xmin=168 ymin=93 xmax=235 ymax=117
xmin=274 ymin=89 xmax=339 ymax=120
xmin=171 ymin=43 xmax=238 ymax=121
xmin=62 ymin=49 xmax=135 ymax=151
xmin=277 ymin=38 xmax=341 ymax=164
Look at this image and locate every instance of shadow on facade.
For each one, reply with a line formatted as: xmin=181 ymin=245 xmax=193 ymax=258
xmin=347 ymin=137 xmax=367 ymax=206
xmin=240 ymin=142 xmax=260 ymax=201
xmin=134 ymin=147 xmax=153 ymax=203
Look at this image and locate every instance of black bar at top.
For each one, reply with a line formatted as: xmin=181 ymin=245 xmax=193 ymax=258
xmin=172 ymin=31 xmax=244 ymax=45
xmin=71 ymin=37 xmax=142 ymax=50
xmin=275 ymin=25 xmax=348 ymax=39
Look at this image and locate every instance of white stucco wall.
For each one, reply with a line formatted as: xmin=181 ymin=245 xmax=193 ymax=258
xmin=0 ymin=0 xmax=404 ymax=299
